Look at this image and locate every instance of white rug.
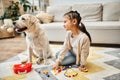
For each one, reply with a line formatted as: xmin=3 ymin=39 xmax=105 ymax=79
xmin=0 ymin=45 xmax=120 ymax=80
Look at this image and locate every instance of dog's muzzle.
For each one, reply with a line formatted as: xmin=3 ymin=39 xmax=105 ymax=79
xmin=13 ymin=22 xmax=27 ymax=32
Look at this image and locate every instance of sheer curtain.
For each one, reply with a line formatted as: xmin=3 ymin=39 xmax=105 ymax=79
xmin=38 ymin=0 xmax=49 ymax=11
xmin=30 ymin=0 xmax=49 ymax=12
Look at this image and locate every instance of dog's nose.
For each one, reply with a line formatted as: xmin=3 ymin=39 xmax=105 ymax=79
xmin=13 ymin=22 xmax=16 ymax=25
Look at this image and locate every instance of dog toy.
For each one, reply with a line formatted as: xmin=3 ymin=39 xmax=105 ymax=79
xmin=53 ymin=65 xmax=79 ymax=75
xmin=53 ymin=66 xmax=63 ymax=75
xmin=53 ymin=68 xmax=60 ymax=75
xmin=13 ymin=63 xmax=32 ymax=74
xmin=42 ymin=70 xmax=50 ymax=77
xmin=64 ymin=67 xmax=78 ymax=78
xmin=35 ymin=66 xmax=58 ymax=80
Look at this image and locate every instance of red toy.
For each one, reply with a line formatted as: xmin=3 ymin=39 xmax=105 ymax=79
xmin=13 ymin=63 xmax=32 ymax=74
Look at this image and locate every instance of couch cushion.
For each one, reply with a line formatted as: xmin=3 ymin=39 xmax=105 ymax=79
xmin=36 ymin=11 xmax=54 ymax=23
xmin=72 ymin=3 xmax=102 ymax=21
xmin=103 ymin=2 xmax=120 ymax=21
xmin=46 ymin=5 xmax=72 ymax=22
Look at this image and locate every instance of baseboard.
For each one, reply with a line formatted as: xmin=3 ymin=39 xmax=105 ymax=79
xmin=50 ymin=41 xmax=63 ymax=45
xmin=0 ymin=36 xmax=15 ymax=39
xmin=91 ymin=43 xmax=120 ymax=48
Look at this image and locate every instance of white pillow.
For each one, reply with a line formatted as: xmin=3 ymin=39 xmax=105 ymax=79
xmin=72 ymin=3 xmax=102 ymax=21
xmin=36 ymin=11 xmax=54 ymax=23
xmin=46 ymin=5 xmax=72 ymax=22
xmin=103 ymin=2 xmax=120 ymax=21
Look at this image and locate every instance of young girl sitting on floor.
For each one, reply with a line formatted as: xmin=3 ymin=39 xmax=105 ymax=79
xmin=53 ymin=11 xmax=92 ymax=72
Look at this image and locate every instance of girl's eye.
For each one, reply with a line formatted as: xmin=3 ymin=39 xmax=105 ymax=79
xmin=22 ymin=18 xmax=25 ymax=20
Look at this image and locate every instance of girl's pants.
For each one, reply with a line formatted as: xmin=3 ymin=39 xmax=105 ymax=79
xmin=56 ymin=50 xmax=76 ymax=66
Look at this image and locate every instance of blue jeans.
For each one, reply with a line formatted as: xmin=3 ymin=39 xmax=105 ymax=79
xmin=56 ymin=50 xmax=76 ymax=66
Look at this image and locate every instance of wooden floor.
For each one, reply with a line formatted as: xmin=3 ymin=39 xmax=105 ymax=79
xmin=0 ymin=36 xmax=27 ymax=62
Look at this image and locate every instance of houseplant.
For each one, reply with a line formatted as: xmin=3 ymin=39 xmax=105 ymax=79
xmin=19 ymin=0 xmax=31 ymax=13
xmin=0 ymin=1 xmax=21 ymax=21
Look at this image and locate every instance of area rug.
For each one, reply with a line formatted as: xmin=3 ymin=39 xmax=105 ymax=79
xmin=0 ymin=44 xmax=120 ymax=80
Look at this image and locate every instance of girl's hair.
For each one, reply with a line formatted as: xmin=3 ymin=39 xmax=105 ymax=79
xmin=64 ymin=10 xmax=92 ymax=43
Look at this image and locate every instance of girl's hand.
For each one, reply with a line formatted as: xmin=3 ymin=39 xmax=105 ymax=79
xmin=53 ymin=61 xmax=60 ymax=69
xmin=79 ymin=65 xmax=88 ymax=72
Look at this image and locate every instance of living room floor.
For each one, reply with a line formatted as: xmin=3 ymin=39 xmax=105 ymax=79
xmin=0 ymin=35 xmax=27 ymax=62
xmin=0 ymin=35 xmax=120 ymax=80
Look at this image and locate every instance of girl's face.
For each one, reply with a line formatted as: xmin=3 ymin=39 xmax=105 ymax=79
xmin=63 ymin=16 xmax=74 ymax=31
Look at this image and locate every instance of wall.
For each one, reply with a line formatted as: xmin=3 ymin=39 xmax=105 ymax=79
xmin=49 ymin=0 xmax=120 ymax=6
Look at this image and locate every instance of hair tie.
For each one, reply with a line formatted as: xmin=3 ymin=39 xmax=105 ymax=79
xmin=74 ymin=11 xmax=78 ymax=13
xmin=80 ymin=22 xmax=82 ymax=26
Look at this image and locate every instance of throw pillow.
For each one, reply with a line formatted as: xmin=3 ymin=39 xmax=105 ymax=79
xmin=36 ymin=11 xmax=54 ymax=23
xmin=46 ymin=5 xmax=72 ymax=22
xmin=103 ymin=2 xmax=120 ymax=21
xmin=72 ymin=3 xmax=102 ymax=21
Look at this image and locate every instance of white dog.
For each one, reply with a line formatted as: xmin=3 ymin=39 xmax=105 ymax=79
xmin=13 ymin=14 xmax=52 ymax=64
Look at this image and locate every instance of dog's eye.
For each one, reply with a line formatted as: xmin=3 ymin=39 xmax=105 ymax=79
xmin=22 ymin=18 xmax=25 ymax=20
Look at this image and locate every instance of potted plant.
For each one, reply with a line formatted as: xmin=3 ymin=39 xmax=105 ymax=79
xmin=19 ymin=0 xmax=32 ymax=13
xmin=0 ymin=1 xmax=21 ymax=21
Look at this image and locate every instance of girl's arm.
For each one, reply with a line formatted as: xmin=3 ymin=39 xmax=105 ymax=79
xmin=54 ymin=43 xmax=69 ymax=69
xmin=79 ymin=36 xmax=90 ymax=71
xmin=56 ymin=32 xmax=70 ymax=63
xmin=54 ymin=32 xmax=71 ymax=68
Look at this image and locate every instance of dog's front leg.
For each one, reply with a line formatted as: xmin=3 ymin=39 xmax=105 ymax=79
xmin=43 ymin=50 xmax=49 ymax=65
xmin=36 ymin=50 xmax=43 ymax=64
xmin=28 ymin=47 xmax=32 ymax=63
xmin=20 ymin=46 xmax=32 ymax=63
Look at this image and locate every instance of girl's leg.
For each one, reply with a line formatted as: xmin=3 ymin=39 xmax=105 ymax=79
xmin=56 ymin=50 xmax=76 ymax=66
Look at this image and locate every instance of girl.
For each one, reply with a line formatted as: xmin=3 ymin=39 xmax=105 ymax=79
xmin=53 ymin=11 xmax=91 ymax=72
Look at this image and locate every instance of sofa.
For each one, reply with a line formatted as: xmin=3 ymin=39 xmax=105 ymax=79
xmin=39 ymin=2 xmax=120 ymax=44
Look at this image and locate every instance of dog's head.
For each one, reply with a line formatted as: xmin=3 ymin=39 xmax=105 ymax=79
xmin=13 ymin=14 xmax=39 ymax=33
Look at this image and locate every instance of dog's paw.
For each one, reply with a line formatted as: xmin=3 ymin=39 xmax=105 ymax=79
xmin=36 ymin=60 xmax=40 ymax=65
xmin=44 ymin=62 xmax=50 ymax=65
xmin=44 ymin=59 xmax=50 ymax=65
xmin=36 ymin=57 xmax=42 ymax=65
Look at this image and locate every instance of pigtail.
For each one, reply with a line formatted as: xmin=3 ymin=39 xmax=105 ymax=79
xmin=79 ymin=22 xmax=92 ymax=43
